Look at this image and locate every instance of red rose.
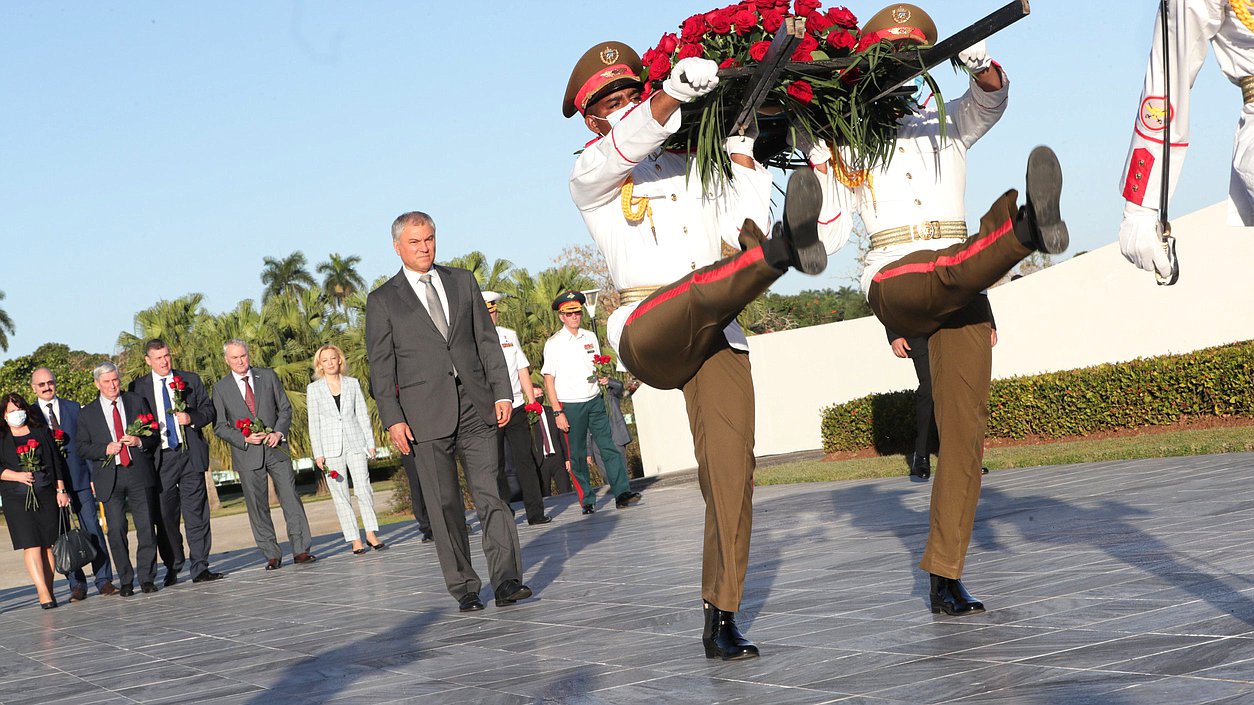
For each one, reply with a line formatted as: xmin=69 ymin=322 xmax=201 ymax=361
xmin=641 ymin=82 xmax=654 ymax=99
xmin=794 ymin=0 xmax=821 ymax=17
xmin=657 ymin=32 xmax=679 ymax=55
xmin=826 ymin=29 xmax=857 ymax=50
xmin=524 ymin=402 xmax=543 ymax=414
xmin=760 ymin=8 xmax=783 ymax=33
xmin=705 ymin=8 xmax=733 ymax=35
xmin=791 ymin=34 xmax=818 ymax=61
xmin=329 ymin=471 xmax=340 ymax=481
xmin=681 ymin=14 xmax=708 ymax=42
xmin=16 ymin=443 xmax=29 ymax=454
xmin=719 ymin=57 xmax=739 ymax=68
xmin=647 ymin=52 xmax=672 ymax=82
xmin=27 ymin=439 xmax=39 ymax=450
xmin=787 ymin=80 xmax=814 ymax=103
xmin=149 ymin=421 xmax=159 ymax=430
xmin=807 ymin=11 xmax=834 ymax=34
xmin=732 ymin=8 xmax=758 ymax=35
xmin=53 ymin=429 xmax=66 ymax=441
xmin=828 ymin=6 xmax=858 ymax=28
xmin=676 ymin=43 xmax=705 ymax=60
xmin=749 ymin=40 xmax=771 ymax=61
xmin=856 ymin=34 xmax=881 ymax=52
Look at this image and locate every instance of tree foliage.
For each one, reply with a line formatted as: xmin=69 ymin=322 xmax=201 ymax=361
xmin=0 ymin=290 xmax=14 ymax=352
xmin=0 ymin=342 xmax=102 ymax=405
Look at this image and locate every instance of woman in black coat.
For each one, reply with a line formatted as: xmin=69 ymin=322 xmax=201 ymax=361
xmin=1 ymin=393 xmax=70 ymax=609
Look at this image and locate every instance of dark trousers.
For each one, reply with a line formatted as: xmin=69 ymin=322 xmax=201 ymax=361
xmin=237 ymin=449 xmax=311 ymax=561
xmin=868 ymin=190 xmax=1031 ymax=580
xmin=537 ymin=452 xmax=569 ymax=496
xmin=411 ymin=389 xmax=522 ymax=600
xmin=399 ymin=451 xmax=432 ymax=538
xmin=909 ymin=344 xmax=937 ymax=463
xmin=563 ymin=396 xmax=630 ymax=506
xmin=102 ymin=480 xmax=159 ymax=587
xmin=63 ymin=487 xmax=114 ymax=592
xmin=496 ymin=408 xmax=546 ymax=522
xmin=152 ymin=448 xmax=213 ymax=577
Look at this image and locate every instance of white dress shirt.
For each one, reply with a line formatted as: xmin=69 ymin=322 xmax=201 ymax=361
xmin=150 ymin=371 xmax=176 ymax=450
xmin=99 ymin=394 xmax=127 ymax=466
xmin=402 ymin=265 xmax=451 ymax=323
xmin=231 ymin=369 xmax=255 ymax=406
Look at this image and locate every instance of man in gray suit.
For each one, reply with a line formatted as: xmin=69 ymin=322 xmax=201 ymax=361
xmin=365 ymin=210 xmax=531 ymax=613
xmin=211 ymin=339 xmax=316 ymax=570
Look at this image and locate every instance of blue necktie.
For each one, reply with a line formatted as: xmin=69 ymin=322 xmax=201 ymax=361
xmin=161 ymin=379 xmax=180 ymax=450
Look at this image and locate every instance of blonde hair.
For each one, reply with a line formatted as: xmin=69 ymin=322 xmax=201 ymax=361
xmin=312 ymin=344 xmax=346 ymax=379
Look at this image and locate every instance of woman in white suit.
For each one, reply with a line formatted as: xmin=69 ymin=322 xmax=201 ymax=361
xmin=308 ymin=345 xmax=384 ymax=554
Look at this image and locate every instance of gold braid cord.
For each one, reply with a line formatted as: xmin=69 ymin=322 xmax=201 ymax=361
xmin=828 ymin=145 xmax=876 ymax=206
xmin=1231 ymin=0 xmax=1254 ymax=35
xmin=620 ymin=176 xmax=656 ymax=240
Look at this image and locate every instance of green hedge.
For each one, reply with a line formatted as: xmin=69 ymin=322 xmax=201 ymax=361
xmin=821 ymin=340 xmax=1254 ymax=454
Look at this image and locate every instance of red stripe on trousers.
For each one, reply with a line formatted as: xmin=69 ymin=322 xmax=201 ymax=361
xmin=562 ymin=431 xmax=585 ymax=504
xmin=872 ymin=218 xmax=1013 ymax=283
xmin=626 ymin=247 xmax=765 ymax=326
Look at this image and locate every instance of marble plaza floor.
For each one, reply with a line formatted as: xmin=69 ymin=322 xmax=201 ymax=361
xmin=1 ymin=452 xmax=1253 ymax=704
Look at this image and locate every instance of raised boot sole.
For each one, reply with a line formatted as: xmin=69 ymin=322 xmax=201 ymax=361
xmin=782 ymin=169 xmax=827 ymax=275
xmin=1025 ymin=146 xmax=1069 ymax=255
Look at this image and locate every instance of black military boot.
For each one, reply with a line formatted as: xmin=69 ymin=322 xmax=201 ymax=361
xmin=929 ymin=574 xmax=986 ymax=616
xmin=702 ymin=600 xmax=760 ymax=660
xmin=1016 ymin=146 xmax=1069 ymax=255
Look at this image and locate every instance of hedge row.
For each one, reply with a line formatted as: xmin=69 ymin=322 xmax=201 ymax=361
xmin=820 ymin=340 xmax=1254 ymax=454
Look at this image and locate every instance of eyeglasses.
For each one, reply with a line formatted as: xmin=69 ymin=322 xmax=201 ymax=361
xmin=34 ymin=381 xmax=55 ymax=388
xmin=559 ymin=311 xmax=583 ymax=318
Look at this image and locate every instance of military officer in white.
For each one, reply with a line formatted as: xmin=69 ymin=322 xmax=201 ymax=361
xmin=1118 ymin=0 xmax=1254 ymax=281
xmin=811 ymin=4 xmax=1068 ymax=617
xmin=563 ymin=38 xmax=826 ymax=661
xmin=482 ymin=291 xmax=550 ymax=526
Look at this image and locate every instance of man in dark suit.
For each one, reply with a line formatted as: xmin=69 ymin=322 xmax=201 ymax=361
xmin=74 ymin=361 xmax=161 ymax=597
xmin=365 ymin=210 xmax=531 ymax=612
xmin=530 ymin=388 xmax=571 ymax=496
xmin=30 ymin=367 xmax=117 ymax=600
xmin=128 ymin=339 xmax=223 ymax=585
xmin=211 ymin=339 xmax=315 ymax=570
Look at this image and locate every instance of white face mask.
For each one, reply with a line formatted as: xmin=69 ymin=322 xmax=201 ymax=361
xmin=5 ymin=410 xmax=26 ymax=427
xmin=593 ymin=102 xmax=637 ymax=131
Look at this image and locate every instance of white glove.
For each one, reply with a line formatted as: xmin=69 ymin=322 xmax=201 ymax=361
xmin=1118 ymin=202 xmax=1174 ymax=278
xmin=725 ymin=135 xmax=756 ymax=158
xmin=663 ymin=57 xmax=720 ymax=102
xmin=958 ymin=40 xmax=993 ymax=74
xmin=808 ymin=141 xmax=832 ymax=167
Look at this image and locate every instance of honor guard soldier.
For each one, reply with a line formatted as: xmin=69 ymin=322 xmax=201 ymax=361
xmin=482 ymin=291 xmax=551 ymax=526
xmin=811 ymin=4 xmax=1070 ymax=617
xmin=564 ymin=40 xmax=827 ymax=660
xmin=1118 ymin=0 xmax=1254 ymax=281
xmin=540 ymin=291 xmax=640 ymax=515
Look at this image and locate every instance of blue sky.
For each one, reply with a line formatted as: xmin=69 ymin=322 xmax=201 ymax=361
xmin=0 ymin=1 xmax=1237 ymax=360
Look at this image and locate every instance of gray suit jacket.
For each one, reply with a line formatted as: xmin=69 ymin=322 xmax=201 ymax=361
xmin=604 ymin=378 xmax=632 ymax=446
xmin=211 ymin=367 xmax=292 ymax=472
xmin=365 ymin=265 xmax=511 ymax=444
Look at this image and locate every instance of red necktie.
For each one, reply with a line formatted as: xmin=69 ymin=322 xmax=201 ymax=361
xmin=243 ymin=375 xmax=257 ymax=415
xmin=112 ymin=400 xmax=131 ymax=466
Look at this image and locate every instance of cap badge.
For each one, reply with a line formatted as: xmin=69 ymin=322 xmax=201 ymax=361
xmin=892 ymin=6 xmax=911 ymax=23
xmin=600 ymin=47 xmax=620 ymax=64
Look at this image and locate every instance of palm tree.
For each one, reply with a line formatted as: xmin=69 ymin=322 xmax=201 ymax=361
xmin=317 ymin=253 xmax=366 ymax=309
xmin=116 ymin=294 xmax=210 ymax=380
xmin=443 ymin=251 xmax=515 ymax=292
xmin=0 ymin=291 xmax=14 ymax=352
xmin=260 ymin=251 xmax=317 ymax=303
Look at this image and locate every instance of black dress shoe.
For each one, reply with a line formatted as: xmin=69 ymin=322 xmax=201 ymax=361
xmin=98 ymin=582 xmax=119 ymax=596
xmin=930 ymin=574 xmax=986 ymax=616
xmin=421 ymin=534 xmax=434 ymax=543
xmin=527 ymin=515 xmax=553 ymax=526
xmin=264 ymin=558 xmax=281 ymax=571
xmin=909 ymin=455 xmax=931 ymax=482
xmin=581 ymin=504 xmax=596 ymax=515
xmin=293 ymin=552 xmax=317 ymax=564
xmin=368 ymin=541 xmax=387 ymax=551
xmin=1019 ymin=146 xmax=1069 ymax=255
xmin=163 ymin=572 xmax=178 ymax=587
xmin=780 ymin=168 xmax=826 ymax=274
xmin=702 ymin=601 xmax=759 ymax=660
xmin=192 ymin=570 xmax=224 ymax=583
xmin=614 ymin=491 xmax=642 ymax=509
xmin=69 ymin=587 xmax=87 ymax=603
xmin=118 ymin=584 xmax=135 ymax=597
xmin=140 ymin=582 xmax=159 ymax=594
xmin=494 ymin=579 xmax=533 ymax=607
xmin=352 ymin=546 xmax=369 ymax=555
xmin=458 ymin=594 xmax=485 ymax=612
xmin=39 ymin=600 xmax=58 ymax=610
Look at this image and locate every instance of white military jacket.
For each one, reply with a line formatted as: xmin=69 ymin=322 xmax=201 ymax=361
xmin=569 ymin=96 xmax=773 ymax=354
xmin=1120 ymin=0 xmax=1254 ymax=225
xmin=813 ymin=74 xmax=1010 ymax=294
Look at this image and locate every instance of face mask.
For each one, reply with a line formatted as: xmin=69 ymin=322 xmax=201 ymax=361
xmin=593 ymin=102 xmax=637 ymax=130
xmin=5 ymin=410 xmax=26 ymax=427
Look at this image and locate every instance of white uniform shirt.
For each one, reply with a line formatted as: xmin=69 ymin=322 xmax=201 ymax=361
xmin=150 ymin=371 xmax=176 ymax=450
xmin=569 ymin=95 xmax=773 ymax=354
xmin=496 ymin=326 xmax=530 ymax=408
xmin=1120 ymin=0 xmax=1254 ymax=224
xmin=540 ymin=327 xmax=601 ymax=404
xmin=814 ymin=75 xmax=1010 ymax=294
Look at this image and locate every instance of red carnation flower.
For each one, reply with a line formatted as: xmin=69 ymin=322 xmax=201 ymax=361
xmin=829 ymin=6 xmax=858 ymax=28
xmin=749 ymin=40 xmax=771 ymax=61
xmin=794 ymin=0 xmax=821 ymax=17
xmin=676 ymin=43 xmax=705 ymax=60
xmin=681 ymin=14 xmax=708 ymax=42
xmin=826 ymin=29 xmax=857 ymax=50
xmin=657 ymin=32 xmax=679 ymax=55
xmin=719 ymin=57 xmax=739 ymax=68
xmin=760 ymin=8 xmax=783 ymax=32
xmin=705 ymin=8 xmax=733 ymax=35
xmin=787 ymin=80 xmax=814 ymax=103
xmin=732 ymin=8 xmax=758 ymax=35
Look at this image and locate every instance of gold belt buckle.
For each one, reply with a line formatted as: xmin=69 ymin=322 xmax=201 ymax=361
xmin=912 ymin=221 xmax=939 ymax=240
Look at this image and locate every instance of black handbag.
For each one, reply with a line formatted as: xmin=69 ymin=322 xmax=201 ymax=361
xmin=53 ymin=508 xmax=97 ymax=574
